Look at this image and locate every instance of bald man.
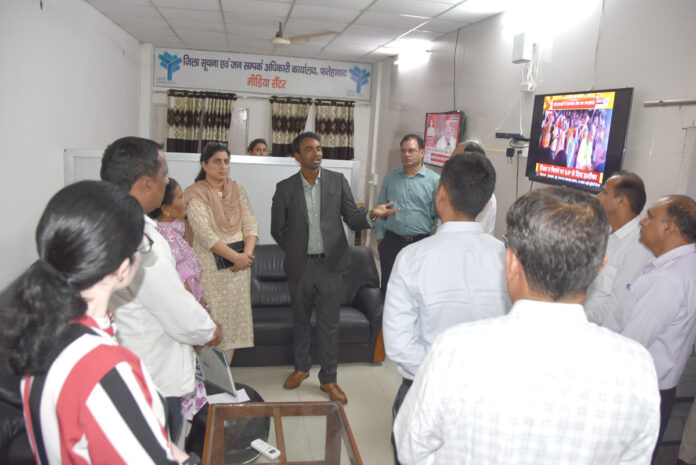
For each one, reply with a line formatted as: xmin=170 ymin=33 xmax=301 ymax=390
xmin=450 ymin=141 xmax=497 ymax=234
xmin=605 ymin=195 xmax=696 ymax=461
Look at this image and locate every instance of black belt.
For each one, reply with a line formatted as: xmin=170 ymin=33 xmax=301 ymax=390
xmin=386 ymin=230 xmax=429 ymax=243
xmin=307 ymin=253 xmax=325 ymax=259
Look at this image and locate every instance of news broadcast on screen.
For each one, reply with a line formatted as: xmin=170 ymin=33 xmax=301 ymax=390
xmin=526 ymin=88 xmax=633 ymax=192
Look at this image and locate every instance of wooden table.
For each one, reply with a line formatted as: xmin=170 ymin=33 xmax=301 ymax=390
xmin=202 ymin=401 xmax=363 ymax=465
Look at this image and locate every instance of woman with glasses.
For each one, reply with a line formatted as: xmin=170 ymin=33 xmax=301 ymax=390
xmin=0 ymin=180 xmax=187 ymax=464
xmin=184 ymin=143 xmax=258 ymax=359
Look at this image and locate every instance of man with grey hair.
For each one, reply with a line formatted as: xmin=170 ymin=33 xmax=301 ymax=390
xmin=606 ymin=194 xmax=696 ymax=461
xmin=395 ymin=186 xmax=660 ymax=465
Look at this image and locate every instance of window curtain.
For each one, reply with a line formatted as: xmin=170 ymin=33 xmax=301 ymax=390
xmin=314 ymin=99 xmax=355 ymax=160
xmin=166 ymin=90 xmax=236 ymax=153
xmin=270 ymin=96 xmax=312 ymax=157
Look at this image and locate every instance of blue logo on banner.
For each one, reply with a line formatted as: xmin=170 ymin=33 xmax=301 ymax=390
xmin=349 ymin=66 xmax=370 ymax=94
xmin=159 ymin=51 xmax=182 ymax=81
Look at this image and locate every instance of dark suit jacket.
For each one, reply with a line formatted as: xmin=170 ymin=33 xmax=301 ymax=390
xmin=271 ymin=169 xmax=371 ymax=278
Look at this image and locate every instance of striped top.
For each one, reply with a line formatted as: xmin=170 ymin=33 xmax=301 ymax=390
xmin=21 ymin=316 xmax=178 ymax=465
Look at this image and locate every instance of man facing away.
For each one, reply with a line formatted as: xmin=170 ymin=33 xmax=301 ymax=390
xmin=101 ymin=137 xmax=220 ymax=441
xmin=605 ymin=195 xmax=696 ymax=460
xmin=394 ymin=186 xmax=660 ymax=465
xmin=384 ymin=152 xmax=510 ymax=464
xmin=376 ymin=134 xmax=439 ymax=297
xmin=270 ymin=132 xmax=396 ymax=404
xmin=585 ymin=171 xmax=653 ymax=324
xmin=451 ymin=140 xmax=497 ymax=234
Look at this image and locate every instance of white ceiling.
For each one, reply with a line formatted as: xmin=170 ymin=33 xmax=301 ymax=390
xmin=85 ymin=0 xmax=507 ymax=63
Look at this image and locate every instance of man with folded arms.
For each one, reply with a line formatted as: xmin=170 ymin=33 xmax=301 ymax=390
xmin=585 ymin=171 xmax=653 ymax=324
xmin=395 ymin=186 xmax=660 ymax=465
xmin=605 ymin=194 xmax=696 ymax=461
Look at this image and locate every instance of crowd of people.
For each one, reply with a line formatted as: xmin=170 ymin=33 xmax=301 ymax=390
xmin=0 ymin=131 xmax=695 ymax=465
xmin=538 ymin=109 xmax=610 ymax=172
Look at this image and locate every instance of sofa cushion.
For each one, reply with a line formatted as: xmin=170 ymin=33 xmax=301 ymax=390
xmin=252 ymin=306 xmax=371 ymax=345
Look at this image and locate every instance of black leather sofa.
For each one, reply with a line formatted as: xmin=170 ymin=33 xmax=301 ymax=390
xmin=230 ymin=244 xmax=383 ymax=366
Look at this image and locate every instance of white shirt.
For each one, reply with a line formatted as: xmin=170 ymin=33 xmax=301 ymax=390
xmin=383 ymin=221 xmax=510 ymax=380
xmin=584 ymin=217 xmax=653 ymax=324
xmin=109 ymin=215 xmax=217 ymax=397
xmin=605 ymin=244 xmax=696 ymax=389
xmin=394 ymin=300 xmax=660 ymax=465
xmin=475 ymin=193 xmax=497 ymax=235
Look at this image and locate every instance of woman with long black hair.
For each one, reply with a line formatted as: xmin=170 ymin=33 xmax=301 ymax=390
xmin=0 ymin=180 xmax=188 ymax=465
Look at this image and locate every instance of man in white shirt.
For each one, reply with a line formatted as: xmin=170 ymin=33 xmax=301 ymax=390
xmin=605 ymin=195 xmax=696 ymax=461
xmin=450 ymin=141 xmax=497 ymax=234
xmin=384 ymin=151 xmax=506 ymax=381
xmin=384 ymin=152 xmax=509 ymax=464
xmin=101 ymin=137 xmax=220 ymax=441
xmin=394 ymin=186 xmax=660 ymax=465
xmin=585 ymin=171 xmax=653 ymax=324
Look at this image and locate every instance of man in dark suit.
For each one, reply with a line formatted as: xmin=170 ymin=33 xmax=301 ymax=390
xmin=271 ymin=131 xmax=397 ymax=403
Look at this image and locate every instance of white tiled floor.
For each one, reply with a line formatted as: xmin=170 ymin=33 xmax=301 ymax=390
xmin=230 ymin=359 xmax=401 ymax=465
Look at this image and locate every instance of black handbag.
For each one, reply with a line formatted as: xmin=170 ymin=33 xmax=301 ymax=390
xmin=212 ymin=241 xmax=245 ymax=270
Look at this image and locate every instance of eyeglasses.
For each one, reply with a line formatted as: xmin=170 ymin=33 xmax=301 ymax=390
xmin=138 ymin=234 xmax=154 ymax=254
xmin=501 ymin=234 xmax=510 ymax=249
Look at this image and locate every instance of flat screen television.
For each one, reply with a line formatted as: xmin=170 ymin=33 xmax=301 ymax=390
xmin=423 ymin=111 xmax=465 ymax=167
xmin=525 ymin=87 xmax=633 ymax=192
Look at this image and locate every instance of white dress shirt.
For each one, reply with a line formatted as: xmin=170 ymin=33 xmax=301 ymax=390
xmin=475 ymin=193 xmax=497 ymax=235
xmin=383 ymin=221 xmax=509 ymax=380
xmin=584 ymin=217 xmax=653 ymax=324
xmin=605 ymin=244 xmax=696 ymax=389
xmin=394 ymin=299 xmax=660 ymax=465
xmin=109 ymin=215 xmax=217 ymax=397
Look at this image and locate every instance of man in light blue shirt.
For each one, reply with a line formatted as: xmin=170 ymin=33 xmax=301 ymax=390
xmin=384 ymin=151 xmax=509 ymax=464
xmin=376 ymin=134 xmax=440 ymax=297
xmin=605 ymin=194 xmax=696 ymax=461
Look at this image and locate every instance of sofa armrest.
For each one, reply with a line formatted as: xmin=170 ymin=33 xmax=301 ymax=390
xmin=351 ymin=285 xmax=383 ymax=342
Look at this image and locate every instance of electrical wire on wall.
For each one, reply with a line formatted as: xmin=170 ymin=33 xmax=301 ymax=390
xmin=509 ymin=139 xmax=529 ymax=199
xmin=453 ymin=28 xmax=460 ymax=110
xmin=589 ymin=0 xmax=606 ymax=90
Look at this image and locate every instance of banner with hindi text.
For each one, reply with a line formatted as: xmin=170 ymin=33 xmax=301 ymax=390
xmin=154 ymin=47 xmax=372 ymax=101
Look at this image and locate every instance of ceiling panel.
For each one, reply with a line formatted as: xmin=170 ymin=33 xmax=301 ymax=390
xmin=295 ymin=0 xmax=373 ymax=8
xmin=108 ymin=15 xmax=171 ymax=30
xmin=290 ymin=4 xmax=362 ymax=23
xmin=151 ymin=0 xmax=221 ymax=10
xmin=369 ymin=0 xmax=452 ymax=17
xmin=86 ymin=0 xmax=505 ymax=62
xmin=87 ymin=3 xmax=161 ymax=18
xmin=167 ymin=19 xmax=226 ymax=33
xmin=158 ymin=8 xmax=222 ymax=22
xmin=355 ymin=11 xmax=427 ymax=29
xmin=221 ymin=0 xmax=291 ymax=16
xmin=87 ymin=0 xmax=152 ymax=7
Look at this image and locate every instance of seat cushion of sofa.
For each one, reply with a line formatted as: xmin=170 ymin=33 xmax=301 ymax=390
xmin=251 ymin=306 xmax=372 ymax=346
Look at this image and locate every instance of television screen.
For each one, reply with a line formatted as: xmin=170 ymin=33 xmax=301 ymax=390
xmin=525 ymin=88 xmax=633 ymax=192
xmin=424 ymin=111 xmax=465 ymax=167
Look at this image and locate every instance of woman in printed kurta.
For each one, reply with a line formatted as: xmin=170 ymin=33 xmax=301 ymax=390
xmin=185 ymin=143 xmax=258 ymax=354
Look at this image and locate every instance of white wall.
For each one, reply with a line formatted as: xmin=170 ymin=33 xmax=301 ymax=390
xmin=0 ymin=0 xmax=142 ymax=287
xmin=378 ymin=0 xmax=696 ymax=237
